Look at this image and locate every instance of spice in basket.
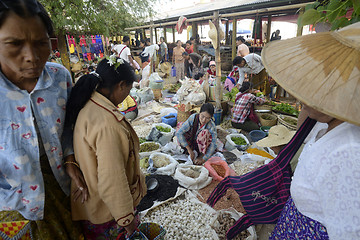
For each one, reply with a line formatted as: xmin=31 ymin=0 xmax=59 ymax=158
xmin=211 ymin=164 xmax=226 ymax=178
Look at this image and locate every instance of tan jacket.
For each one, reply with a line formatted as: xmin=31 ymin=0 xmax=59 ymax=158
xmin=71 ymin=92 xmax=146 ymax=226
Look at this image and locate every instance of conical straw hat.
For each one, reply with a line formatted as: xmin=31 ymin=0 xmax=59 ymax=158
xmin=256 ymin=125 xmax=296 ymax=148
xmin=262 ymin=22 xmax=360 ymax=126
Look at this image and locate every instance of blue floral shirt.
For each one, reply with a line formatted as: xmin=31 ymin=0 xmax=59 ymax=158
xmin=176 ymin=113 xmax=217 ymax=160
xmin=0 ymin=62 xmax=73 ymax=220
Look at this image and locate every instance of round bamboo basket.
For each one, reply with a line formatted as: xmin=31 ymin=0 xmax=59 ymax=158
xmin=254 ymin=104 xmax=273 ymax=112
xmin=259 ymin=113 xmax=277 ymax=127
xmin=277 ymin=115 xmax=298 ymax=131
xmin=177 ymin=110 xmax=191 ymax=123
xmin=152 ymin=89 xmax=162 ymax=101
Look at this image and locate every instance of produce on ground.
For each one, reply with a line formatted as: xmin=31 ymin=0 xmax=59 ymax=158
xmin=156 ymin=125 xmax=171 ymax=132
xmin=272 ymin=103 xmax=299 ymax=116
xmin=164 ymin=83 xmax=181 ymax=93
xmin=137 ymin=175 xmax=180 ymax=212
xmin=220 ymin=119 xmax=232 ymax=129
xmin=231 ymin=137 xmax=247 ymax=146
xmin=140 ymin=142 xmax=160 ymax=152
xmin=283 ymin=117 xmax=298 ymax=126
xmin=197 ymin=180 xmax=245 ymax=213
xmin=139 ymin=137 xmax=147 ymax=144
xmin=213 ymin=212 xmax=250 ymax=240
xmin=211 ymin=164 xmax=226 ymax=178
xmin=142 ymin=196 xmax=216 ymax=240
xmin=246 ymin=148 xmax=274 ymax=159
xmin=140 ymin=157 xmax=149 ymax=169
xmin=231 ymin=161 xmax=263 ymax=176
xmin=180 ymin=167 xmax=201 ymax=179
xmin=152 ymin=155 xmax=170 ymax=168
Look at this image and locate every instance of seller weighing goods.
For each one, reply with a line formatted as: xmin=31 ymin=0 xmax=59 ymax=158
xmin=174 ymin=164 xmax=212 ymax=190
xmin=225 ymin=133 xmax=250 ymax=151
xmin=148 ymin=152 xmax=178 ymax=175
xmin=147 ymin=123 xmax=175 ymax=146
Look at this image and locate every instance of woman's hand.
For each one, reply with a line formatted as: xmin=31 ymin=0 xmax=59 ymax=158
xmin=65 ymin=154 xmax=89 ymax=203
xmin=194 ymin=157 xmax=205 ymax=165
xmin=187 ymin=146 xmax=195 ymax=160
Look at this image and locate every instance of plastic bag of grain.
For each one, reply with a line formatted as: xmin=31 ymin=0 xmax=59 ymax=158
xmin=148 ymin=152 xmax=178 ymax=176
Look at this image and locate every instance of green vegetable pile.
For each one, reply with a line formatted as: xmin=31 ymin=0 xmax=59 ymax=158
xmin=255 ymin=92 xmax=264 ymax=97
xmin=224 ymin=87 xmax=240 ymax=103
xmin=261 ymin=114 xmax=275 ymax=120
xmin=165 ymin=83 xmax=181 ymax=93
xmin=231 ymin=137 xmax=247 ymax=146
xmin=140 ymin=157 xmax=149 ymax=169
xmin=156 ymin=126 xmax=171 ymax=132
xmin=140 ymin=142 xmax=160 ymax=152
xmin=272 ymin=103 xmax=299 ymax=116
xmin=139 ymin=138 xmax=147 ymax=144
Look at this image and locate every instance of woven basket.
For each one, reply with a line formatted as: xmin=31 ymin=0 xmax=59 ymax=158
xmin=138 ymin=222 xmax=166 ymax=240
xmin=152 ymin=89 xmax=162 ymax=101
xmin=254 ymin=104 xmax=273 ymax=112
xmin=177 ymin=110 xmax=191 ymax=123
xmin=278 ymin=115 xmax=298 ymax=131
xmin=259 ymin=113 xmax=277 ymax=127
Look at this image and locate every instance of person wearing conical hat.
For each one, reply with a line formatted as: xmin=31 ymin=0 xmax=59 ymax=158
xmin=262 ymin=22 xmax=360 ymax=239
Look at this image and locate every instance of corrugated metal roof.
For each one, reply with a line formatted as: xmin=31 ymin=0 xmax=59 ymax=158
xmin=154 ymin=0 xmax=284 ymax=21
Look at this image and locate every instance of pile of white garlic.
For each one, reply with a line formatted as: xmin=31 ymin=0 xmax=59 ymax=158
xmin=141 ymin=197 xmax=217 ymax=240
xmin=230 ymin=161 xmax=263 ymax=176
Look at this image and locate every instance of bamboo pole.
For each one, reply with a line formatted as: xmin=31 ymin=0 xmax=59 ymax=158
xmin=214 ymin=11 xmax=222 ymax=110
xmin=125 ymin=2 xmax=313 ymax=30
xmin=154 ymin=27 xmax=158 ymax=44
xmin=232 ymin=17 xmax=237 ymax=60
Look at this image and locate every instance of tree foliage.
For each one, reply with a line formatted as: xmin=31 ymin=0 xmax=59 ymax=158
xmin=298 ymin=0 xmax=360 ymax=30
xmin=39 ymin=0 xmax=156 ymax=35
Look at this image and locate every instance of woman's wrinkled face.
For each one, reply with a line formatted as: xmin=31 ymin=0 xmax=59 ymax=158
xmin=0 ymin=12 xmax=50 ymax=83
xmin=302 ymin=104 xmax=334 ymax=123
xmin=199 ymin=111 xmax=212 ymax=125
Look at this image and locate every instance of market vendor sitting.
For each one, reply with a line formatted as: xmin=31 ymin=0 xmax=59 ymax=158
xmin=231 ymin=82 xmax=266 ymax=132
xmin=203 ymin=60 xmax=216 ymax=84
xmin=224 ymin=66 xmax=241 ymax=92
xmin=256 ymin=125 xmax=295 ymax=155
xmin=118 ymin=95 xmax=138 ymax=121
xmin=176 ymin=103 xmax=217 ymax=165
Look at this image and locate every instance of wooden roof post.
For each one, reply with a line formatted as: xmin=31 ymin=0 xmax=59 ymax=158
xmin=150 ymin=21 xmax=154 ymax=44
xmin=163 ymin=27 xmax=167 ymax=43
xmin=192 ymin=22 xmax=198 ymax=52
xmin=214 ymin=10 xmax=222 ymax=110
xmin=266 ymin=15 xmax=272 ymax=43
xmin=172 ymin=25 xmax=176 ymax=43
xmin=232 ymin=17 xmax=237 ymax=60
xmin=225 ymin=20 xmax=230 ymax=45
xmin=154 ymin=27 xmax=158 ymax=44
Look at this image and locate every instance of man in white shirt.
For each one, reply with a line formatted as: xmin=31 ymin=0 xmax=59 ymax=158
xmin=233 ymin=54 xmax=270 ymax=95
xmin=159 ymin=37 xmax=168 ymax=63
xmin=236 ymin=36 xmax=250 ymax=57
xmin=113 ymin=36 xmax=135 ymax=67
